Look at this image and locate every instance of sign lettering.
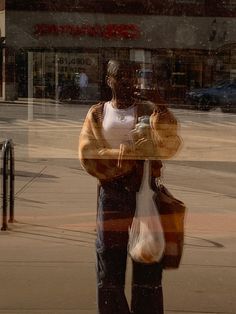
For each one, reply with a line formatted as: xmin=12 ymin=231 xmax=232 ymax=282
xmin=34 ymin=23 xmax=141 ymax=40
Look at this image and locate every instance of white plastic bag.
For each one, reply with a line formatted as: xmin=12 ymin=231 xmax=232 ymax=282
xmin=128 ymin=160 xmax=165 ymax=264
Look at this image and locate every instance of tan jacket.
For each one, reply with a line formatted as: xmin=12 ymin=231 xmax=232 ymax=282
xmin=79 ymin=101 xmax=181 ymax=186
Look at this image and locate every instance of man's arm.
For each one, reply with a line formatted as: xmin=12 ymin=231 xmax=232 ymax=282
xmin=78 ymin=105 xmax=136 ymax=181
xmin=150 ymin=105 xmax=182 ymax=159
xmin=135 ymin=89 xmax=182 ymax=159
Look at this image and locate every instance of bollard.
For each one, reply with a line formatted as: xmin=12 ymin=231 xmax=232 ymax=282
xmin=9 ymin=141 xmax=15 ymax=223
xmin=1 ymin=139 xmax=15 ymax=231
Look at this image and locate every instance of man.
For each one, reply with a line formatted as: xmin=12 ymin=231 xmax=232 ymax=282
xmin=79 ymin=60 xmax=181 ymax=314
xmin=79 ymin=68 xmax=88 ymax=100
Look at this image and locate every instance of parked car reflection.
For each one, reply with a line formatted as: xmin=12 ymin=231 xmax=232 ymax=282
xmin=185 ymin=80 xmax=236 ymax=112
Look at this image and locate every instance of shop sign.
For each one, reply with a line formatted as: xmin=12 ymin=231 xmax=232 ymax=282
xmin=34 ymin=23 xmax=141 ymax=40
xmin=56 ymin=54 xmax=98 ymax=75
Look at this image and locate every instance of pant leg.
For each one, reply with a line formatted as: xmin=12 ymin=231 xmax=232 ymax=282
xmin=96 ymin=246 xmax=130 ymax=314
xmin=131 ymin=261 xmax=164 ymax=314
xmin=96 ymin=184 xmax=136 ymax=314
xmin=80 ymin=87 xmax=87 ymax=99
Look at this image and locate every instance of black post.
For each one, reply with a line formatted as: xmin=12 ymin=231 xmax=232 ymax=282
xmin=1 ymin=139 xmax=15 ymax=231
xmin=9 ymin=140 xmax=15 ymax=223
xmin=1 ymin=141 xmax=9 ymax=230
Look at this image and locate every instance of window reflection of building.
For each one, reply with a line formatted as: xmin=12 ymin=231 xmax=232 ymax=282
xmin=215 ymin=44 xmax=236 ymax=82
xmin=152 ymin=50 xmax=205 ymax=101
xmin=15 ymin=46 xmax=236 ymax=102
xmin=2 ymin=0 xmax=236 ymax=102
xmin=28 ymin=51 xmax=99 ymax=100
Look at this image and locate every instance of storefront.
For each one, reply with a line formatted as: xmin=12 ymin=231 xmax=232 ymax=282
xmin=16 ymin=47 xmax=133 ymax=101
xmin=215 ymin=43 xmax=236 ymax=82
xmin=2 ymin=7 xmax=236 ymax=101
xmin=5 ymin=11 xmax=143 ymax=101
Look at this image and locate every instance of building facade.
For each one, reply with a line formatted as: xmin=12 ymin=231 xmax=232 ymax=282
xmin=0 ymin=0 xmax=236 ymax=101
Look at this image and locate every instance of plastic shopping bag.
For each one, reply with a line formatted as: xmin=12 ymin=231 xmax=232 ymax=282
xmin=128 ymin=160 xmax=165 ymax=264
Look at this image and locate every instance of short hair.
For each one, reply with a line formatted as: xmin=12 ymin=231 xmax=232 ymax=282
xmin=107 ymin=59 xmax=137 ymax=77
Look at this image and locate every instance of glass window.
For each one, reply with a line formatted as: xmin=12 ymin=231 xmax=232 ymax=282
xmin=30 ymin=51 xmax=99 ymax=100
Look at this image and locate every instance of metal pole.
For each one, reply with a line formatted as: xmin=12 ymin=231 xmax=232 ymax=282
xmin=1 ymin=141 xmax=8 ymax=231
xmin=55 ymin=53 xmax=59 ymax=102
xmin=2 ymin=47 xmax=6 ymax=100
xmin=42 ymin=51 xmax=46 ymax=111
xmin=9 ymin=140 xmax=15 ymax=223
xmin=28 ymin=51 xmax=34 ymax=121
xmin=1 ymin=139 xmax=15 ymax=230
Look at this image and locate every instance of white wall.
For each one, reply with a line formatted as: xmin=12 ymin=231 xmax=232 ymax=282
xmin=0 ymin=9 xmax=5 ymax=37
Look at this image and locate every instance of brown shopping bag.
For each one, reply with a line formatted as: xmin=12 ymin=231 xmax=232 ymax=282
xmin=154 ymin=182 xmax=186 ymax=269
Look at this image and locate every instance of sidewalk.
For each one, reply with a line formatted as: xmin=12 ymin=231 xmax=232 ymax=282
xmin=0 ymin=98 xmax=95 ymax=107
xmin=0 ymin=101 xmax=235 ymax=313
xmin=0 ymin=157 xmax=235 ymax=314
xmin=0 ymin=97 xmax=188 ymax=109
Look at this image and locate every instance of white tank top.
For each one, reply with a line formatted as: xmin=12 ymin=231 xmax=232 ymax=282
xmin=102 ymin=101 xmax=137 ymax=148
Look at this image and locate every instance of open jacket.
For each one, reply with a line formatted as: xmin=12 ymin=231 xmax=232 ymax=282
xmin=79 ymin=101 xmax=181 ymax=191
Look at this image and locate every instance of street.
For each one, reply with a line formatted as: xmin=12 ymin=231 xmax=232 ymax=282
xmin=0 ymin=101 xmax=235 ymax=313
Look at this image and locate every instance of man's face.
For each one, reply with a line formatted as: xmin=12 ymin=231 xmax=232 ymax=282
xmin=108 ymin=65 xmax=137 ymax=100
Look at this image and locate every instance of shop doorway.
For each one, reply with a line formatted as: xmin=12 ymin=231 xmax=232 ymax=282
xmin=153 ymin=51 xmax=204 ymax=101
xmin=56 ymin=52 xmax=99 ymax=101
xmin=29 ymin=51 xmax=99 ymax=101
xmin=32 ymin=51 xmax=55 ymax=99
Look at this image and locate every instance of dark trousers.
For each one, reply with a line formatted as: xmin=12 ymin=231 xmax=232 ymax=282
xmin=96 ymin=182 xmax=164 ymax=314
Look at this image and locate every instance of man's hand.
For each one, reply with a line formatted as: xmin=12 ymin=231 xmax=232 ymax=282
xmin=134 ymin=137 xmax=155 ymax=158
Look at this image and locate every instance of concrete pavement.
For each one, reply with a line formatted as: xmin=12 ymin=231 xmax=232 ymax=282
xmin=0 ymin=102 xmax=235 ymax=313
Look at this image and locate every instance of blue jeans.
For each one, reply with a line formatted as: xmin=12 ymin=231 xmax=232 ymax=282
xmin=96 ymin=181 xmax=164 ymax=314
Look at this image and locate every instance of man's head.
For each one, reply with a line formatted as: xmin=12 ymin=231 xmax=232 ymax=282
xmin=107 ymin=59 xmax=137 ymax=80
xmin=106 ymin=59 xmax=137 ymax=101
